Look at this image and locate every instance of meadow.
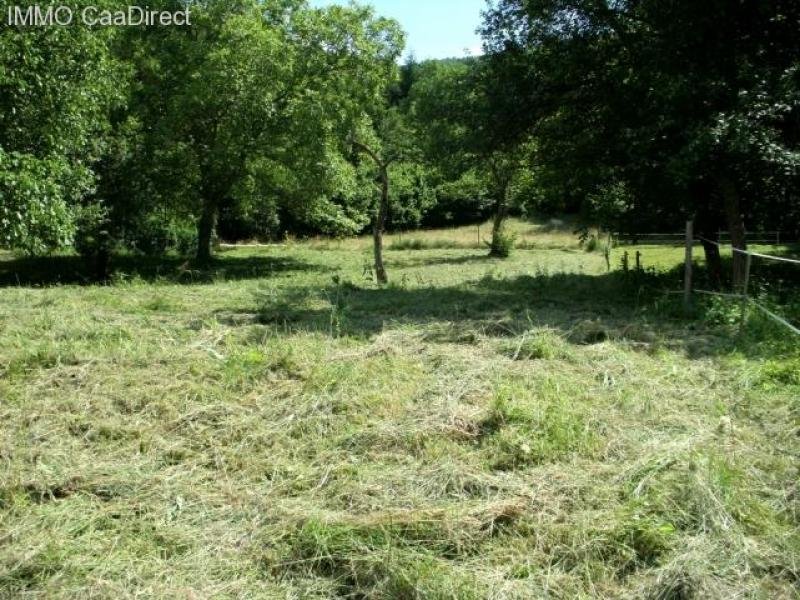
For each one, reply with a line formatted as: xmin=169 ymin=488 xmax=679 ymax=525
xmin=1 ymin=220 xmax=798 ymax=599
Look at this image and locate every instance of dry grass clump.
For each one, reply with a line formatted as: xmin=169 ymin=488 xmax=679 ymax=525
xmin=500 ymin=328 xmax=574 ymax=360
xmin=258 ymin=500 xmax=529 ymax=598
xmin=1 ymin=228 xmax=798 ymax=598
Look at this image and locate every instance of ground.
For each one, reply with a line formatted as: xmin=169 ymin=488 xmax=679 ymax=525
xmin=1 ymin=220 xmax=798 ymax=599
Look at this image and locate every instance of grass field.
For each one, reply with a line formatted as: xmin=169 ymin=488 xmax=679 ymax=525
xmin=1 ymin=220 xmax=798 ymax=598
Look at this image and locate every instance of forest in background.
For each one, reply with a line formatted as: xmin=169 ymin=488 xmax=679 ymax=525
xmin=1 ymin=0 xmax=799 ymax=286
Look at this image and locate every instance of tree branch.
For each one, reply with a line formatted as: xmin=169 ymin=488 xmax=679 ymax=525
xmin=352 ymin=139 xmax=386 ymax=168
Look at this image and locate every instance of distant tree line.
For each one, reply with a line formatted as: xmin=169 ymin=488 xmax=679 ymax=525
xmin=1 ymin=0 xmax=798 ymax=285
xmin=0 ymin=0 xmax=514 ymax=277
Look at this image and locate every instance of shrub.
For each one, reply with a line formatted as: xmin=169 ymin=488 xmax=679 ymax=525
xmin=73 ymin=202 xmax=113 ymax=279
xmin=73 ymin=202 xmax=111 ymax=259
xmin=126 ymin=215 xmax=197 ymax=256
xmin=488 ymin=228 xmax=516 ymax=258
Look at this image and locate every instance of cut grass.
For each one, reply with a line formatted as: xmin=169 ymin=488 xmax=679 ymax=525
xmin=1 ymin=220 xmax=798 ymax=598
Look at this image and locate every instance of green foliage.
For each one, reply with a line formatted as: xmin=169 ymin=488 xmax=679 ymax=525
xmin=388 ymin=162 xmax=436 ymax=229
xmin=126 ymin=215 xmax=197 ymax=257
xmin=701 ymin=296 xmax=743 ymax=327
xmin=118 ymin=0 xmax=404 ymax=259
xmin=427 ymin=169 xmax=492 ymax=227
xmin=0 ymin=151 xmax=80 ymax=254
xmin=481 ymin=0 xmax=800 ymax=236
xmin=587 ymin=181 xmax=635 ymax=232
xmin=760 ymin=358 xmax=800 ymax=387
xmin=0 ymin=5 xmax=126 ymax=253
xmin=488 ymin=227 xmax=516 ymax=258
xmin=408 ymin=57 xmax=532 ymax=242
xmin=73 ymin=202 xmax=110 ymax=259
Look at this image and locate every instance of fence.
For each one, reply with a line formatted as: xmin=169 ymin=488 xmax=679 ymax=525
xmin=618 ymin=231 xmax=797 ymax=245
xmin=680 ymin=220 xmax=800 ymax=336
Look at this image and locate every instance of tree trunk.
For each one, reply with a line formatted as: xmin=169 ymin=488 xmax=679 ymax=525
xmin=351 ymin=140 xmax=390 ymax=284
xmin=196 ymin=199 xmax=217 ymax=264
xmin=700 ymin=237 xmax=723 ymax=290
xmin=373 ymin=163 xmax=389 ymax=284
xmin=719 ymin=176 xmax=747 ymax=290
xmin=489 ymin=186 xmax=509 ymax=257
xmin=691 ymin=180 xmax=724 ymax=289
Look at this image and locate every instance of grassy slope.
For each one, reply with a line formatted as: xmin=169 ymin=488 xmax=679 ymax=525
xmin=1 ymin=221 xmax=798 ymax=599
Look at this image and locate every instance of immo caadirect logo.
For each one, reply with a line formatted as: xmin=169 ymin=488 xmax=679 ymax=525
xmin=6 ymin=5 xmax=191 ymax=26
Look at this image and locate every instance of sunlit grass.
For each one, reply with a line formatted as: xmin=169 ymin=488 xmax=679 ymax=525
xmin=1 ymin=221 xmax=798 ymax=598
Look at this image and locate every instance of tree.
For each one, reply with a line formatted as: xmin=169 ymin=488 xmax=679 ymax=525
xmin=127 ymin=0 xmax=403 ymax=263
xmin=352 ymin=139 xmax=391 ymax=284
xmin=0 ymin=1 xmax=126 ymax=254
xmin=351 ymin=108 xmax=413 ymax=284
xmin=481 ymin=0 xmax=800 ymax=286
xmin=409 ymin=58 xmax=530 ymax=257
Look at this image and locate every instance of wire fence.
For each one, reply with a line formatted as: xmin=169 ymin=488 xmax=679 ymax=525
xmin=617 ymin=231 xmax=799 ymax=245
xmin=685 ymin=229 xmax=800 ymax=336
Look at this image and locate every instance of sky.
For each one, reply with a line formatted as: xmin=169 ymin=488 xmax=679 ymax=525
xmin=309 ymin=0 xmax=487 ymax=60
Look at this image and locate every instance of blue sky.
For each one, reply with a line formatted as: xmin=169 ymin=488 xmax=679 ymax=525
xmin=309 ymin=0 xmax=487 ymax=60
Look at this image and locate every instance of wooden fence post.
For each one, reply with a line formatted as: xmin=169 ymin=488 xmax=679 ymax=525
xmin=684 ymin=220 xmax=694 ymax=313
xmin=739 ymin=253 xmax=752 ymax=332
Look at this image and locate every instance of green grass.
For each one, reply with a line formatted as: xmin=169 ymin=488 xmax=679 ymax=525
xmin=1 ymin=220 xmax=798 ymax=598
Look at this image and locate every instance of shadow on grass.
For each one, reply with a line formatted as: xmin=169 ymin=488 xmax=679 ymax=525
xmin=238 ymin=262 xmax=800 ymax=360
xmin=235 ymin=270 xmax=721 ymax=355
xmin=387 ymin=253 xmax=497 ymax=269
xmin=0 ymin=251 xmax=323 ymax=287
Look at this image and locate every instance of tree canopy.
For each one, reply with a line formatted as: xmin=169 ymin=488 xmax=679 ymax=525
xmin=481 ymin=0 xmax=800 ymax=281
xmin=1 ymin=0 xmax=798 ymax=285
xmin=0 ymin=1 xmax=126 ymax=253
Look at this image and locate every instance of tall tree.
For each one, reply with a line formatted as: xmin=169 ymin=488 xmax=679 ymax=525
xmin=128 ymin=0 xmax=402 ymax=263
xmin=409 ymin=57 xmax=529 ymax=257
xmin=482 ymin=0 xmax=800 ymax=285
xmin=0 ymin=1 xmax=127 ymax=254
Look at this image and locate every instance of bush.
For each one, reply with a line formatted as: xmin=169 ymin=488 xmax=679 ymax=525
xmin=0 ymin=150 xmax=84 ymax=255
xmin=73 ymin=202 xmax=113 ymax=280
xmin=126 ymin=215 xmax=197 ymax=257
xmin=73 ymin=202 xmax=111 ymax=259
xmin=488 ymin=228 xmax=516 ymax=258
